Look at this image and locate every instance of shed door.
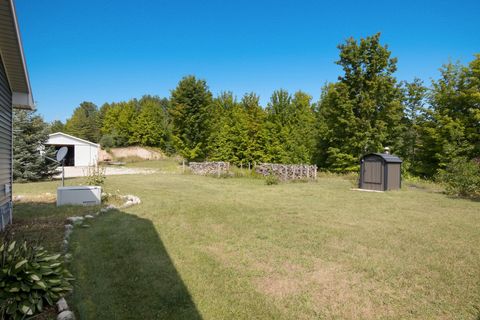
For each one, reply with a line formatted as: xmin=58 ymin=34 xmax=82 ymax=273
xmin=363 ymin=160 xmax=383 ymax=190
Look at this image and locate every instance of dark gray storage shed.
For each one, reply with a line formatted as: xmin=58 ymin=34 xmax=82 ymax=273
xmin=359 ymin=153 xmax=402 ymax=191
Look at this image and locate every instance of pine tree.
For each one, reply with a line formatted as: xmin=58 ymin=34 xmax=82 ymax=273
xmin=13 ymin=110 xmax=59 ymax=182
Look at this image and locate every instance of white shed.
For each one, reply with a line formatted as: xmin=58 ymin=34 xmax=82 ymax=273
xmin=46 ymin=132 xmax=99 ymax=167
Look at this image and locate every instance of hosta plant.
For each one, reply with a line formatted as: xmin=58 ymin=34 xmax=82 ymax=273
xmin=0 ymin=240 xmax=74 ymax=319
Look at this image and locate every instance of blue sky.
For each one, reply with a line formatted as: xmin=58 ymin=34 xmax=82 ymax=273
xmin=15 ymin=0 xmax=480 ymax=122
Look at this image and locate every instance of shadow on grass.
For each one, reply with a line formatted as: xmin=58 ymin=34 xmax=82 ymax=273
xmin=69 ymin=209 xmax=202 ymax=320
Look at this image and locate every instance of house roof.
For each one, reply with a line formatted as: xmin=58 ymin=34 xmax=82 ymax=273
xmin=0 ymin=0 xmax=34 ymax=110
xmin=47 ymin=132 xmax=100 ymax=147
xmin=362 ymin=153 xmax=403 ymax=163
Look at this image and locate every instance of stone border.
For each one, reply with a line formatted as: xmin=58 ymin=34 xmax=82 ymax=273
xmin=57 ymin=194 xmax=141 ymax=320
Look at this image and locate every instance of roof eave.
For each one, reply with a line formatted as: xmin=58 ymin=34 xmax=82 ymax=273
xmin=12 ymin=91 xmax=35 ymax=110
xmin=8 ymin=0 xmax=34 ymax=111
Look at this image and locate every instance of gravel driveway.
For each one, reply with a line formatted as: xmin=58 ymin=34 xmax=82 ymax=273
xmin=57 ymin=166 xmax=155 ymax=178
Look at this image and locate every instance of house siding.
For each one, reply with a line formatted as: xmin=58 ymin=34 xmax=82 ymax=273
xmin=0 ymin=54 xmax=13 ymax=230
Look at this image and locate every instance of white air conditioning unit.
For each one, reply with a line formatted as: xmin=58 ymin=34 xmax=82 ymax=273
xmin=57 ymin=186 xmax=101 ymax=206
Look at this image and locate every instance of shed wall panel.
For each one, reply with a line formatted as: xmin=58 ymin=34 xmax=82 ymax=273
xmin=74 ymin=145 xmax=98 ymax=166
xmin=387 ymin=163 xmax=401 ymax=190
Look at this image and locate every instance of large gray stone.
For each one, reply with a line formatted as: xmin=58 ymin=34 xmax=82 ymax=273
xmin=57 ymin=310 xmax=75 ymax=320
xmin=56 ymin=298 xmax=69 ymax=312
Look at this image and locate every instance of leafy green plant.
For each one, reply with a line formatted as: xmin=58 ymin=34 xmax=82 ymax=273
xmin=0 ymin=240 xmax=74 ymax=319
xmin=85 ymin=166 xmax=106 ymax=186
xmin=265 ymin=174 xmax=279 ymax=185
xmin=437 ymin=157 xmax=480 ymax=198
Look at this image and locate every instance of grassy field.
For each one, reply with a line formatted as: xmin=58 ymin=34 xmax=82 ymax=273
xmin=11 ymin=165 xmax=480 ymax=319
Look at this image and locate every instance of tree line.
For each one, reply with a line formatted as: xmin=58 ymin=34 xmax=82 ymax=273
xmin=51 ymin=33 xmax=479 ymax=179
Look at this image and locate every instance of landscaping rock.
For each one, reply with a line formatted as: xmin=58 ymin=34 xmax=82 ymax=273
xmin=56 ymin=298 xmax=69 ymax=312
xmin=66 ymin=216 xmax=84 ymax=224
xmin=84 ymin=214 xmax=94 ymax=219
xmin=100 ymin=204 xmax=116 ymax=213
xmin=120 ymin=195 xmax=141 ymax=208
xmin=57 ymin=310 xmax=75 ymax=320
xmin=13 ymin=195 xmax=24 ymax=201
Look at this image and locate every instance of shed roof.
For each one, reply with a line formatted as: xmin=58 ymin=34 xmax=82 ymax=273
xmin=362 ymin=153 xmax=403 ymax=163
xmin=0 ymin=0 xmax=34 ymax=110
xmin=47 ymin=132 xmax=100 ymax=147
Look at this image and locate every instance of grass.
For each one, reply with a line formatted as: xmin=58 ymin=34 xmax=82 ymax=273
xmin=10 ymin=168 xmax=480 ymax=319
xmin=123 ymin=158 xmax=183 ymax=173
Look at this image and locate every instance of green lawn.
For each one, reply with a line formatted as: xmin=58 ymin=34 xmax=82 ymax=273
xmin=11 ymin=170 xmax=480 ymax=319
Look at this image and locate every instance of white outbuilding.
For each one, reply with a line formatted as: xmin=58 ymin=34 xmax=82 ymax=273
xmin=45 ymin=132 xmax=99 ymax=167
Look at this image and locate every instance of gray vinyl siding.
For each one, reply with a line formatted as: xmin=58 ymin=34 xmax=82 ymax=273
xmin=0 ymin=54 xmax=13 ymax=230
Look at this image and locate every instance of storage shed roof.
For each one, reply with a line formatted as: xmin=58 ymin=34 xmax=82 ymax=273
xmin=362 ymin=153 xmax=403 ymax=163
xmin=47 ymin=132 xmax=100 ymax=147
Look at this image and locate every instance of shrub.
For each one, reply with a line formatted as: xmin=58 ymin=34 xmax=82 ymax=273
xmin=437 ymin=157 xmax=480 ymax=198
xmin=0 ymin=240 xmax=74 ymax=319
xmin=265 ymin=174 xmax=279 ymax=185
xmin=99 ymin=134 xmax=115 ymax=149
xmin=85 ymin=166 xmax=107 ymax=186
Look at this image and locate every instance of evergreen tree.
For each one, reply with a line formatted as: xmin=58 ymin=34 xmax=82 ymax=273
xmin=170 ymin=76 xmax=213 ymax=161
xmin=64 ymin=102 xmax=101 ymax=142
xmin=13 ymin=110 xmax=58 ymax=182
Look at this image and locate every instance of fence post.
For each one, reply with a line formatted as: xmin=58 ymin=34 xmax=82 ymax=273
xmin=307 ymin=166 xmax=310 ymax=179
xmin=182 ymin=160 xmax=185 ymax=173
xmin=217 ymin=162 xmax=221 ymax=177
xmin=314 ymin=165 xmax=317 ymax=180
